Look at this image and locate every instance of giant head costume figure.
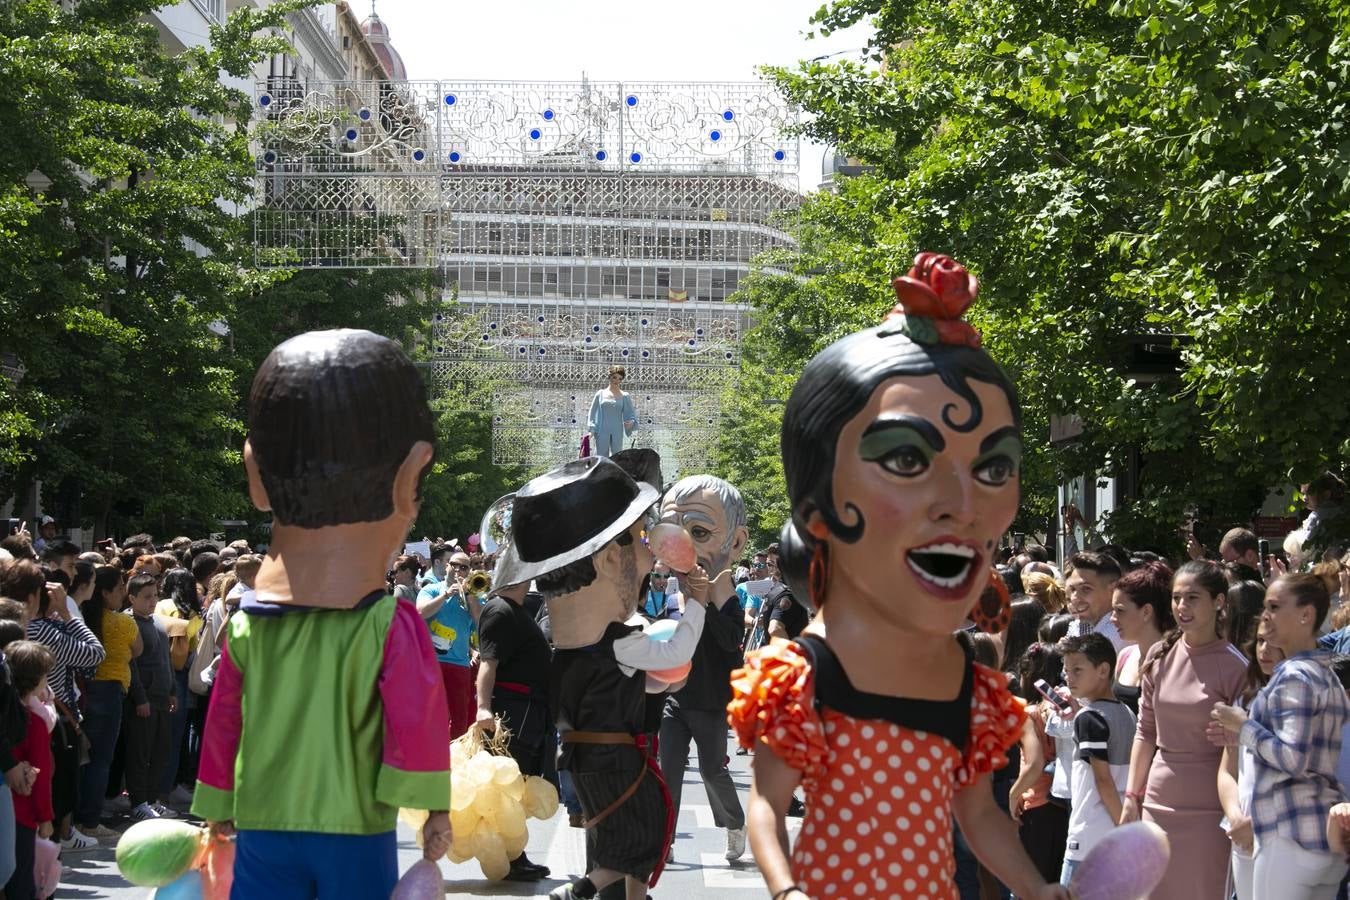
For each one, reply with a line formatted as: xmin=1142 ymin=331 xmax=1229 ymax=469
xmin=244 ymin=328 xmax=435 ymax=605
xmin=493 ymin=456 xmax=660 ymax=648
xmin=777 ymin=253 xmax=1022 ymax=636
xmin=659 ymin=475 xmax=748 ymax=603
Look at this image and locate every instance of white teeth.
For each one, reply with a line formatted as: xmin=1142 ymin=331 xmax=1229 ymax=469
xmin=916 ymin=543 xmax=976 ymax=559
xmin=907 ymin=556 xmax=973 ymax=588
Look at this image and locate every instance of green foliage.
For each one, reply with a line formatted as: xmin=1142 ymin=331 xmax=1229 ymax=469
xmin=414 ymin=374 xmax=530 ymax=544
xmin=0 ymin=0 xmax=312 ymax=535
xmin=740 ymin=0 xmax=1350 ymax=551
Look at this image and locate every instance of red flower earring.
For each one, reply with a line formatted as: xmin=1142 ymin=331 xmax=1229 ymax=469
xmin=971 ymin=569 xmax=1012 ymax=634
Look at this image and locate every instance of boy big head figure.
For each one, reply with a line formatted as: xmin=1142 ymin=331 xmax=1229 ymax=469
xmin=193 ymin=330 xmax=452 ymax=898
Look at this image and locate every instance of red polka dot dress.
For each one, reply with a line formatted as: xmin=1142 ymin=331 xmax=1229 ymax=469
xmin=728 ymin=634 xmax=1025 ymax=900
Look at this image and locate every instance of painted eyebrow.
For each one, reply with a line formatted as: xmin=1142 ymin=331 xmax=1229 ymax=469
xmin=861 ymin=415 xmax=946 ymax=451
xmin=978 ymin=426 xmax=1022 ymax=456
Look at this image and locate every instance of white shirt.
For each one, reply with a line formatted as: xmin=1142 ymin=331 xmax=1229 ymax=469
xmin=612 ymin=600 xmax=706 ymax=676
xmin=1068 ymin=612 xmax=1126 ymax=651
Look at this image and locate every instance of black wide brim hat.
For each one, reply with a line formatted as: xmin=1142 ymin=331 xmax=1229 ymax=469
xmin=493 ymin=456 xmax=660 ymax=590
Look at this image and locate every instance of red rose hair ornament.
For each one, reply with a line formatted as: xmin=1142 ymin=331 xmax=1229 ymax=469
xmin=880 ymin=253 xmax=982 ymax=348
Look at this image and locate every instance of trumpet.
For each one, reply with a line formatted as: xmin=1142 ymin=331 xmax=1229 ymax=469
xmin=464 ymin=570 xmax=492 ymax=596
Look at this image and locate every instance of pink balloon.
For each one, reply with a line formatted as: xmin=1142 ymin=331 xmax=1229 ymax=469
xmin=648 ymin=661 xmax=692 ymax=684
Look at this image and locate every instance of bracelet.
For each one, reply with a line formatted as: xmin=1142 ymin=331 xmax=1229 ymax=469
xmin=1124 ymin=790 xmax=1144 ymax=802
xmin=772 ymin=887 xmax=806 ymax=900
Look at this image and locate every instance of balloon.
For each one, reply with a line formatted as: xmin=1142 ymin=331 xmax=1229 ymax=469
xmin=390 ymin=859 xmax=443 ymax=900
xmin=117 ymin=819 xmax=201 ymax=887
xmin=648 ymin=661 xmax=692 ymax=683
xmin=492 ymin=791 xmax=528 ymax=840
xmin=647 ymin=524 xmax=697 ymax=573
xmin=1069 ymin=821 xmax=1170 ymax=900
xmin=522 ymin=775 xmax=560 ymax=820
xmin=490 ymin=755 xmax=522 ymax=785
xmin=644 ymin=619 xmax=679 ymax=642
xmin=151 ymin=869 xmax=203 ymax=900
xmin=640 ymin=618 xmax=691 ymax=682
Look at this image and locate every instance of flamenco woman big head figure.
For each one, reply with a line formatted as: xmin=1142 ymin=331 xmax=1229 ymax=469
xmin=778 ymin=252 xmax=1020 ymax=635
xmin=731 ymin=255 xmax=1072 ymax=900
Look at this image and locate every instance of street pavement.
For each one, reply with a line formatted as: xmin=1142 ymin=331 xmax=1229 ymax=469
xmin=65 ymin=730 xmax=785 ymax=898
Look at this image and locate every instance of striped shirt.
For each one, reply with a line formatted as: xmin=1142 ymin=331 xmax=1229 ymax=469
xmin=26 ymin=616 xmax=106 ymax=709
xmin=1242 ymin=650 xmax=1350 ymax=852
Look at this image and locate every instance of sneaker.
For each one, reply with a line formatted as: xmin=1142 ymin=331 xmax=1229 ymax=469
xmin=168 ymin=784 xmax=194 ymax=805
xmin=80 ymin=823 xmax=122 ymax=842
xmin=735 ymin=747 xmax=749 ymax=756
xmin=103 ymin=794 xmax=130 ymax=816
xmin=60 ymin=829 xmax=98 ymax=853
xmin=129 ymin=802 xmax=160 ymax=821
xmin=149 ymin=802 xmax=178 ymax=819
xmin=725 ymin=826 xmax=746 ymax=861
xmin=787 ymin=796 xmax=806 ymax=817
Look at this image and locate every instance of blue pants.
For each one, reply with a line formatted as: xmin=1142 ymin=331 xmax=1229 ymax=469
xmin=0 ymin=783 xmax=15 ymax=887
xmin=76 ymin=680 xmax=124 ymax=828
xmin=233 ymin=829 xmax=398 ymax=899
xmin=161 ymin=669 xmax=190 ymax=794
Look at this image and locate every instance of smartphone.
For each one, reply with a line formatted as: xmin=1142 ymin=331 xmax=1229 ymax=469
xmin=1034 ymin=678 xmax=1072 ymax=714
xmin=1258 ymin=539 xmax=1270 ymax=574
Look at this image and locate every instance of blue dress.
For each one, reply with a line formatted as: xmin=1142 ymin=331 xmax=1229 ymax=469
xmin=588 ymin=389 xmax=636 ymax=457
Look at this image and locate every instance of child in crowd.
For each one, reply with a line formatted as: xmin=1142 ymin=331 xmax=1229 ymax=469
xmin=123 ymin=573 xmax=176 ymax=821
xmin=1059 ymin=633 xmax=1135 ymax=886
xmin=5 ymin=640 xmax=55 ymax=900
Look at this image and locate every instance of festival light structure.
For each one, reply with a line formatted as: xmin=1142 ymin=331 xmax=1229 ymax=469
xmin=251 ymin=79 xmax=800 ymax=475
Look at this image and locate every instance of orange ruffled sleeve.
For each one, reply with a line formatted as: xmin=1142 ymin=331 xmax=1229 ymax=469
xmin=727 ymin=641 xmax=829 ymax=783
xmin=956 ymin=662 xmax=1028 ymax=788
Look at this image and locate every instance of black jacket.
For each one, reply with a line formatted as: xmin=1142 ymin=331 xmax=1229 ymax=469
xmin=0 ymin=654 xmax=28 ymax=773
xmin=671 ymin=594 xmax=743 ymax=711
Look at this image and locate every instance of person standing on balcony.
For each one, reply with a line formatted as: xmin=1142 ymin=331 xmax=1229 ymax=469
xmin=588 ymin=366 xmax=637 ymax=458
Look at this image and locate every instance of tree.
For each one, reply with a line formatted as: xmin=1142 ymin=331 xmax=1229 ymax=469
xmin=745 ymin=0 xmax=1350 ymax=552
xmin=414 ymin=373 xmax=530 ymax=546
xmin=0 ymin=0 xmax=309 ymax=536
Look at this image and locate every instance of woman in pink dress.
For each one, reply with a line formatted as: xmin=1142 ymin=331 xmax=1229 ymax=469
xmin=1119 ymin=559 xmax=1247 ymax=899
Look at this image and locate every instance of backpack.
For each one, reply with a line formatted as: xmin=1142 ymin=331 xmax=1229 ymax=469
xmin=188 ymin=600 xmax=232 ymax=696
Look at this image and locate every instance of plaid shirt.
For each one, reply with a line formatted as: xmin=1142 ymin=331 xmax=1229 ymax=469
xmin=1241 ymin=650 xmax=1349 ymax=851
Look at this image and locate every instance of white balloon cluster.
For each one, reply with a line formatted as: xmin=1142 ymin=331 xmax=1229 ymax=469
xmin=402 ymin=722 xmax=559 ymax=881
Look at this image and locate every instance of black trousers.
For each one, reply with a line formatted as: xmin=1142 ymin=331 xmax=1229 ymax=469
xmin=1019 ymin=800 xmax=1069 ymax=884
xmin=493 ymin=693 xmax=551 ymax=777
xmin=657 ymin=699 xmax=744 ymax=830
xmin=6 ymin=823 xmax=35 ymax=900
xmin=50 ymin=718 xmax=79 ymax=825
xmin=123 ymin=700 xmax=171 ymax=806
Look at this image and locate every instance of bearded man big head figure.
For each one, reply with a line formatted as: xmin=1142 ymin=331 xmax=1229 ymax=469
xmin=495 ymin=456 xmax=713 ymax=900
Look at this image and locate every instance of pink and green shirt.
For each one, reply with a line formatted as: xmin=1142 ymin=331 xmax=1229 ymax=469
xmin=192 ymin=592 xmax=450 ymax=834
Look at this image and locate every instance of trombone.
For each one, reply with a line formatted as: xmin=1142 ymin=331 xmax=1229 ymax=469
xmin=464 ymin=569 xmax=492 ymax=596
